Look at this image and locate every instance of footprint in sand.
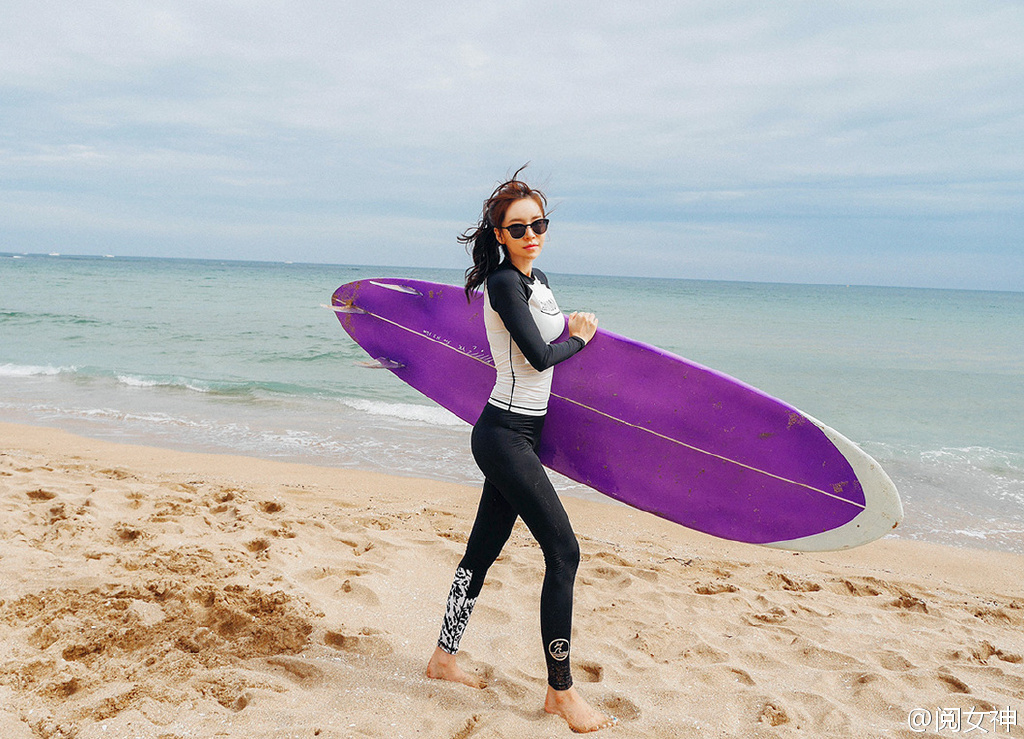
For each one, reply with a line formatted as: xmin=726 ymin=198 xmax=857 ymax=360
xmin=693 ymin=581 xmax=738 ymax=595
xmin=338 ymin=578 xmax=381 ymax=606
xmin=701 ymin=663 xmax=757 ymax=689
xmin=471 ymin=602 xmax=510 ymax=624
xmin=789 ymin=639 xmax=861 ymax=670
xmin=887 ymin=593 xmax=928 ymax=613
xmin=324 ymin=628 xmax=393 ymax=657
xmin=247 ymin=538 xmax=270 ymax=554
xmin=936 ymin=670 xmax=971 ymax=694
xmin=831 ymin=577 xmax=884 ymax=597
xmin=681 ymin=640 xmax=729 ymax=664
xmin=602 ymin=694 xmax=641 ymax=722
xmin=745 ymin=606 xmax=788 ymax=625
xmin=577 ymin=661 xmax=604 ymax=682
xmin=335 ymin=536 xmax=376 ymax=557
xmin=766 ymin=571 xmax=821 ymax=592
xmin=113 ymin=522 xmax=144 ymax=543
xmin=26 ymin=489 xmax=58 ymax=501
xmin=877 ymin=650 xmax=916 ymax=672
xmin=971 ymin=606 xmax=1017 ymax=626
xmin=266 ymin=655 xmax=324 ymax=684
xmin=449 ymin=714 xmax=484 ymax=739
xmin=969 ymin=640 xmax=1023 ymax=664
xmin=757 ymin=700 xmax=790 ymax=727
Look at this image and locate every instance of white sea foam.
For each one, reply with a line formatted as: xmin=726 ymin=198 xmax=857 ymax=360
xmin=341 ymin=398 xmax=465 ymax=427
xmin=0 ymin=363 xmax=70 ymax=377
xmin=116 ymin=375 xmax=163 ymax=388
xmin=951 ymin=526 xmax=1024 ymax=540
xmin=116 ymin=374 xmax=213 ymax=393
xmin=919 ymin=446 xmax=1024 ymax=504
xmin=921 ymin=446 xmax=1024 ymax=471
xmin=29 ymin=403 xmax=202 ymax=428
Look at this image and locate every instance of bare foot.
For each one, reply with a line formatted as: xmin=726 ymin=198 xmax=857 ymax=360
xmin=426 ymin=646 xmax=487 ymax=689
xmin=544 ymin=686 xmax=618 ymax=733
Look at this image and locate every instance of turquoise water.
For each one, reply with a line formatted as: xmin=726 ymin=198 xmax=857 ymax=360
xmin=2 ymin=253 xmax=1023 ymax=553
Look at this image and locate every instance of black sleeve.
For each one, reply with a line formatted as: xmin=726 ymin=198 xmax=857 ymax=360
xmin=487 ymin=268 xmax=586 ymax=372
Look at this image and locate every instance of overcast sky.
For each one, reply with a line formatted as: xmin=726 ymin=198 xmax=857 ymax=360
xmin=2 ymin=1 xmax=1022 ymax=290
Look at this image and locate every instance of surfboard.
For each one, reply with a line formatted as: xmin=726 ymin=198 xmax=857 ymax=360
xmin=331 ymin=278 xmax=903 ymax=551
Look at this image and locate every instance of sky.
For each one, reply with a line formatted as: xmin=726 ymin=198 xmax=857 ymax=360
xmin=2 ymin=1 xmax=1022 ymax=291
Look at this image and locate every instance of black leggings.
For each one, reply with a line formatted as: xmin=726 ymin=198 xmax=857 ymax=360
xmin=436 ymin=403 xmax=580 ymax=690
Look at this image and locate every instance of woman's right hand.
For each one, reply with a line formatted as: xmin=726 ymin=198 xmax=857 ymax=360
xmin=568 ymin=311 xmax=598 ymax=344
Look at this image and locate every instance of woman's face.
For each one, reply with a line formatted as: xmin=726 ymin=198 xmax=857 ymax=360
xmin=495 ymin=196 xmax=546 ymax=268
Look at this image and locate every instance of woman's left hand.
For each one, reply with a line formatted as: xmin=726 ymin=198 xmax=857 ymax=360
xmin=568 ymin=311 xmax=598 ymax=344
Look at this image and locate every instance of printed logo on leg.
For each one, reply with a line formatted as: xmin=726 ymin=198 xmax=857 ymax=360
xmin=548 ymin=639 xmax=570 ymax=662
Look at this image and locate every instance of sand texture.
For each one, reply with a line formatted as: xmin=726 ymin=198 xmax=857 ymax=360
xmin=1 ymin=421 xmax=1022 ymax=738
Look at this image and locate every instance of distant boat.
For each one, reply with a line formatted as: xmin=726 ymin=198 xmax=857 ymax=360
xmin=48 ymin=252 xmax=61 ymax=257
xmin=104 ymin=254 xmax=115 ymax=258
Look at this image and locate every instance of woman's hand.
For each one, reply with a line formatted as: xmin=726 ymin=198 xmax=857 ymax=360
xmin=568 ymin=311 xmax=598 ymax=344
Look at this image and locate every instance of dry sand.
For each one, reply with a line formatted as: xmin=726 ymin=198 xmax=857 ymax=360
xmin=1 ymin=421 xmax=1022 ymax=738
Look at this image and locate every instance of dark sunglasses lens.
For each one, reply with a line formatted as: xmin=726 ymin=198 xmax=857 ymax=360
xmin=504 ymin=220 xmax=549 ymax=239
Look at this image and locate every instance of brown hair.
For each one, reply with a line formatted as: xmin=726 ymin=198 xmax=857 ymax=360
xmin=460 ymin=164 xmax=547 ymax=302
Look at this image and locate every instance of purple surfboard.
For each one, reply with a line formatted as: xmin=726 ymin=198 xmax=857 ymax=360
xmin=332 ymin=278 xmax=903 ymax=551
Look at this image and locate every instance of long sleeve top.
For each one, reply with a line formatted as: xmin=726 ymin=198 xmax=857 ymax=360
xmin=483 ymin=262 xmax=586 ymax=416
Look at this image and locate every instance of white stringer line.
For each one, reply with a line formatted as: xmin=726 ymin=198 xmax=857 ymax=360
xmin=548 ymin=393 xmax=864 ymax=509
xmin=341 ymin=301 xmax=865 ymax=510
xmin=338 ymin=303 xmax=497 ymax=368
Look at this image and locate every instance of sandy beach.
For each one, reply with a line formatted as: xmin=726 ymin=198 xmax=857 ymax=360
xmin=1 ymin=421 xmax=1022 ymax=738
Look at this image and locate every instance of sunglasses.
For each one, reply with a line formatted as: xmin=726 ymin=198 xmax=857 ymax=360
xmin=499 ymin=218 xmax=549 ymax=239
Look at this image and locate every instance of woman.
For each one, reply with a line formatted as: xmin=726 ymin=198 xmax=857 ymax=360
xmin=426 ymin=169 xmax=616 ymax=733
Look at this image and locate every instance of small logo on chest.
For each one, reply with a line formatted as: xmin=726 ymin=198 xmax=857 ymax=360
xmin=535 ymin=297 xmax=558 ymax=314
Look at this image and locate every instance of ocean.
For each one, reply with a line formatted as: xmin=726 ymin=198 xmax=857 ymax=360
xmin=2 ymin=254 xmax=1022 ymax=554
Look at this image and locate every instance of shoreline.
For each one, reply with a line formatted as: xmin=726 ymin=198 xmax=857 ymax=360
xmin=2 ymin=420 xmax=1022 ymax=737
xmin=4 ymin=410 xmax=1022 ymax=559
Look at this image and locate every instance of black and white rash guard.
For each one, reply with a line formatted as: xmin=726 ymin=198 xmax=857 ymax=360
xmin=483 ymin=262 xmax=586 ymax=416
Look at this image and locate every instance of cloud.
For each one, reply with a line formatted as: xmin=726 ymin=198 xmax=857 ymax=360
xmin=1 ymin=1 xmax=1022 ymax=289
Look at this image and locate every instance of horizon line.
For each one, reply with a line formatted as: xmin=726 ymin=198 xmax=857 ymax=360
xmin=3 ymin=251 xmax=1022 ymax=296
